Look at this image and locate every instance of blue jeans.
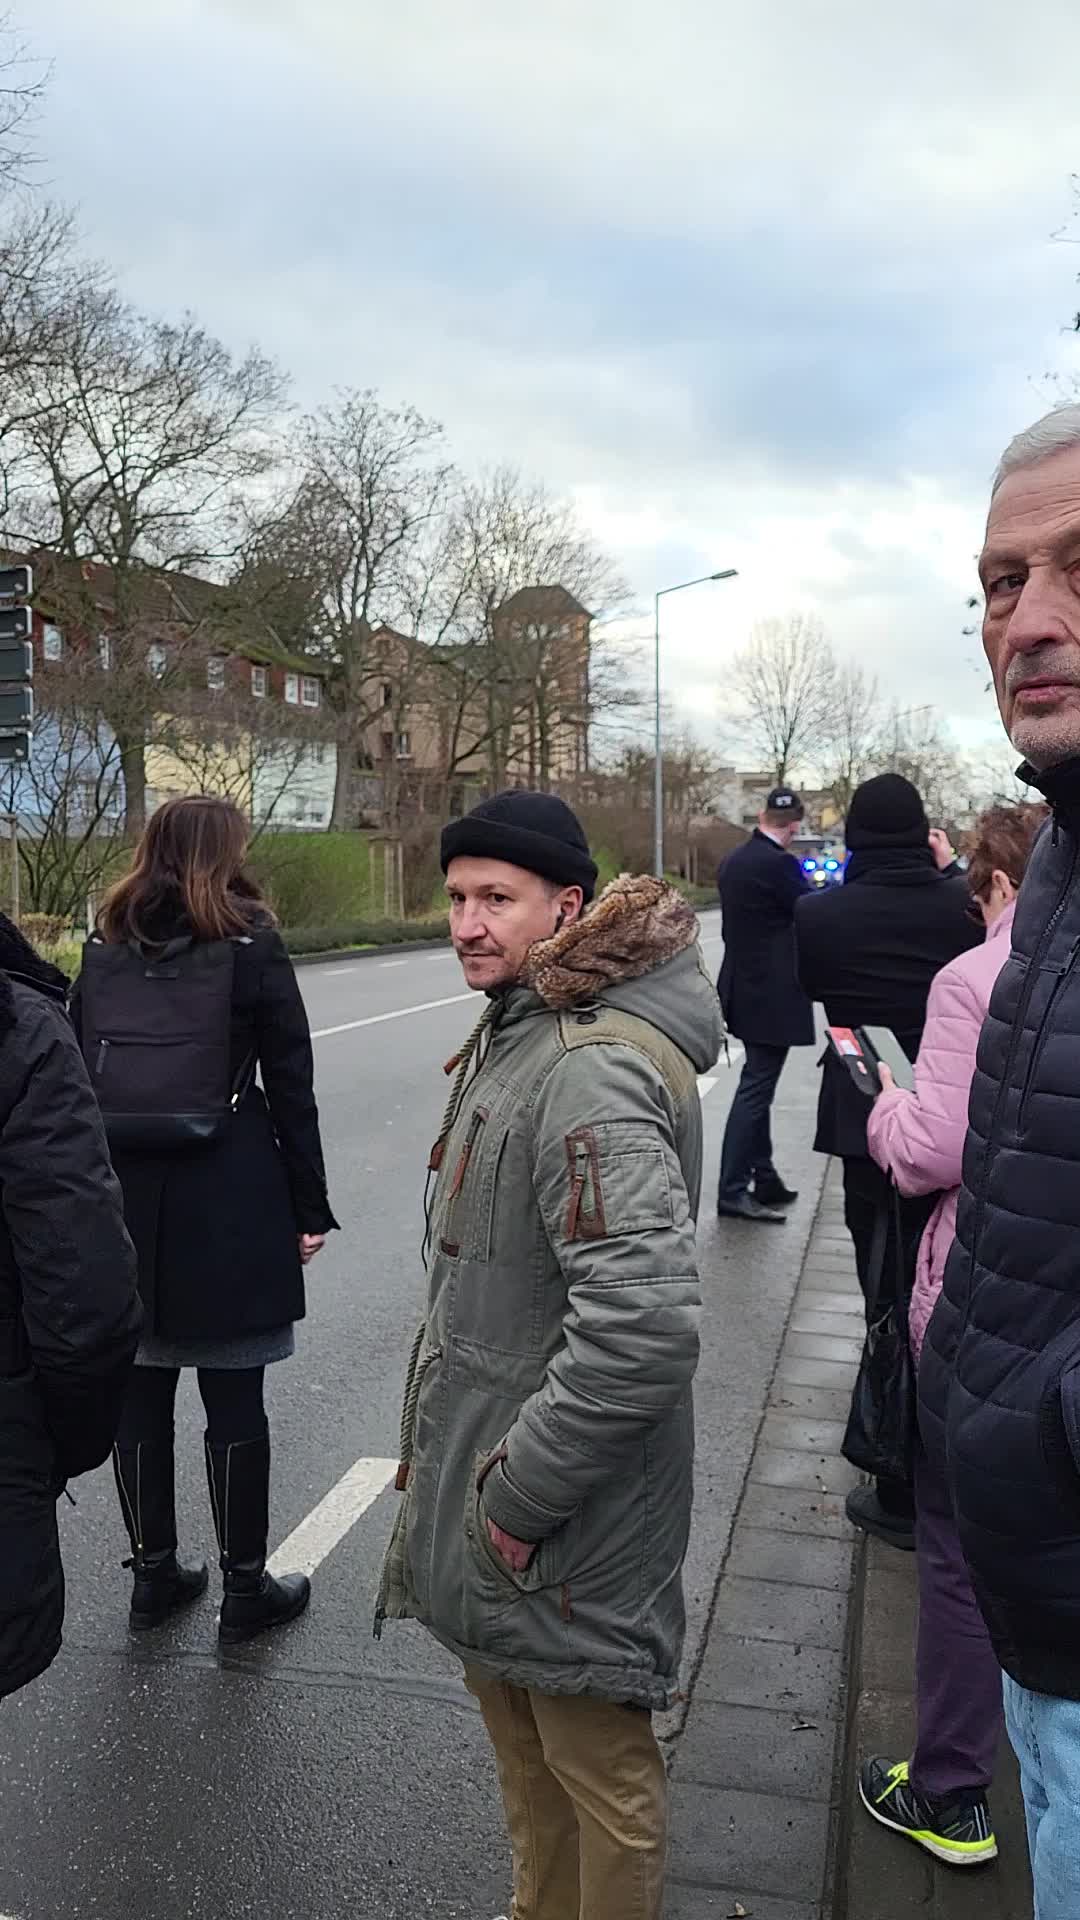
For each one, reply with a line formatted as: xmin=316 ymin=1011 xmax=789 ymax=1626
xmin=717 ymin=1041 xmax=788 ymax=1206
xmin=1004 ymin=1673 xmax=1080 ymax=1917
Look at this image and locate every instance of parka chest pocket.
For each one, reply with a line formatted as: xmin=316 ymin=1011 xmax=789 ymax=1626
xmin=437 ymin=1108 xmax=510 ymax=1264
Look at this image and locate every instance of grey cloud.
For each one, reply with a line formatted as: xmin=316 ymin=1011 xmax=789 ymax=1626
xmin=23 ymin=0 xmax=1080 ymax=743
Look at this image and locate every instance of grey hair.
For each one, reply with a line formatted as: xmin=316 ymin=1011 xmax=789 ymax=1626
xmin=993 ymin=404 xmax=1080 ymax=495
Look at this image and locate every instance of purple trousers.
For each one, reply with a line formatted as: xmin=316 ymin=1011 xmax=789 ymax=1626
xmin=911 ymin=1442 xmax=1003 ymax=1799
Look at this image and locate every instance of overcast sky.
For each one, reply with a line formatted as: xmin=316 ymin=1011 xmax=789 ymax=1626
xmin=23 ymin=0 xmax=1080 ymax=759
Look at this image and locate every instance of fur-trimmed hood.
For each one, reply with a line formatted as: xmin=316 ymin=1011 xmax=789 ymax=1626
xmin=0 ymin=914 xmax=69 ymax=1042
xmin=523 ymin=874 xmax=723 ymax=1076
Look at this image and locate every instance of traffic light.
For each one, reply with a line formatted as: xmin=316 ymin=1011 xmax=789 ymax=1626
xmin=0 ymin=566 xmax=32 ymax=763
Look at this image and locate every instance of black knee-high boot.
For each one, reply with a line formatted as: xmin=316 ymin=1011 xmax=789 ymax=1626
xmin=112 ymin=1441 xmax=210 ymax=1630
xmin=204 ymin=1426 xmax=310 ymax=1644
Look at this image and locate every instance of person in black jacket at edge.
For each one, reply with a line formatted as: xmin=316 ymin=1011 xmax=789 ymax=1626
xmin=795 ymin=774 xmax=979 ymax=1550
xmin=716 ymin=786 xmax=815 ymax=1223
xmin=919 ymin=404 xmax=1080 ymax=1918
xmin=72 ymin=797 xmax=338 ymax=1644
xmin=0 ymin=917 xmax=140 ymax=1705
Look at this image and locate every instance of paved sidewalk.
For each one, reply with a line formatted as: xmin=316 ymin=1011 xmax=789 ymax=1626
xmin=667 ymin=1162 xmax=1034 ymax=1919
xmin=666 ymin=1164 xmax=862 ymax=1917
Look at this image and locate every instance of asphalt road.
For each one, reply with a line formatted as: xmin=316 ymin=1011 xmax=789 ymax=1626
xmin=0 ymin=919 xmax=828 ymax=1920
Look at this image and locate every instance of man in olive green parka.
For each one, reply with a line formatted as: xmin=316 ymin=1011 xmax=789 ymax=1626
xmin=377 ymin=790 xmax=723 ymax=1920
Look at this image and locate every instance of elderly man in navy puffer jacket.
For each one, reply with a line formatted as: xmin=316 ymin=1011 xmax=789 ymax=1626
xmin=920 ymin=401 xmax=1080 ymax=1919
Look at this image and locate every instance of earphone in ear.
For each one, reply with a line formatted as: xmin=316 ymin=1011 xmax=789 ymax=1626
xmin=554 ymin=909 xmax=566 ymax=933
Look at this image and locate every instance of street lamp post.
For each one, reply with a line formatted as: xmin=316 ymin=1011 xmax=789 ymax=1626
xmin=654 ymin=569 xmax=738 ymax=878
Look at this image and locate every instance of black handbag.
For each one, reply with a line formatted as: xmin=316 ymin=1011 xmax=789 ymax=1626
xmin=842 ymin=1182 xmax=918 ymax=1488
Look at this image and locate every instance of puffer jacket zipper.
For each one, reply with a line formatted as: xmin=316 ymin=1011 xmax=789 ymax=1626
xmin=963 ymin=828 xmax=1079 ymax=1330
xmin=1018 ymin=932 xmax=1080 ymax=1129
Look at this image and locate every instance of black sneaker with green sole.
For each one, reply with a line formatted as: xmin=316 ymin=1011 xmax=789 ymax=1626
xmin=859 ymin=1757 xmax=998 ymax=1867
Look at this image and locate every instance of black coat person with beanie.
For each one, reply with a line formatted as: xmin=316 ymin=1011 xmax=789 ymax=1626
xmin=795 ymin=775 xmax=980 ymax=1548
xmin=72 ymin=797 xmax=338 ymax=1642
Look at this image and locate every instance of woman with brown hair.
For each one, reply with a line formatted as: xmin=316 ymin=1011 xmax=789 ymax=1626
xmin=73 ymin=796 xmax=337 ymax=1643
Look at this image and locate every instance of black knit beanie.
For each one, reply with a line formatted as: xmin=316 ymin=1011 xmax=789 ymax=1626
xmin=845 ymin=774 xmax=929 ymax=852
xmin=440 ymin=790 xmax=599 ymax=902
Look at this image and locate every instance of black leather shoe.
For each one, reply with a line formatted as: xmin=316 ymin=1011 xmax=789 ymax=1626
xmin=717 ymin=1193 xmax=787 ymax=1224
xmin=846 ymin=1483 xmax=915 ymax=1552
xmin=754 ymin=1174 xmax=798 ymax=1207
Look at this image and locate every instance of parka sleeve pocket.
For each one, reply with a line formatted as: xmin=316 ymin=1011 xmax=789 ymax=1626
xmin=564 ymin=1122 xmax=677 ymax=1242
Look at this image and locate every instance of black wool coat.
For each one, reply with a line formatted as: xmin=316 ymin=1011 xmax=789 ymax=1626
xmin=72 ymin=926 xmax=337 ymax=1344
xmin=716 ymin=830 xmax=816 ymax=1049
xmin=795 ymin=847 xmax=981 ymax=1159
xmin=0 ymin=919 xmax=140 ymax=1701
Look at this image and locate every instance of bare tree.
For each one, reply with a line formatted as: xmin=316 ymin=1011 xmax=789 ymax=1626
xmin=727 ymin=613 xmax=836 ymax=784
xmin=408 ymin=468 xmax=630 ymax=799
xmin=2 ymin=287 xmax=286 ymax=829
xmin=248 ymin=391 xmax=453 ymax=828
xmin=0 ymin=15 xmax=47 ymax=197
xmin=822 ymin=659 xmax=882 ymax=816
xmin=873 ymin=703 xmax=970 ymax=825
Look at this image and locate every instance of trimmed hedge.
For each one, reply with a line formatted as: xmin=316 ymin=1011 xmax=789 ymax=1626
xmin=282 ymin=916 xmax=449 ymax=957
xmin=248 ymin=832 xmax=431 ymax=927
xmin=38 ymin=940 xmax=83 ymax=979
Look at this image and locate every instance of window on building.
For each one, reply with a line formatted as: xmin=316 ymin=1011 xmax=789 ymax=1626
xmin=42 ymin=623 xmax=63 ymax=662
xmin=382 ymin=681 xmax=393 ymax=707
xmin=301 ymin=675 xmax=320 ymax=709
xmin=97 ymin=633 xmax=111 ymax=672
xmin=147 ymin=642 xmax=167 ymax=680
xmin=284 ymin=673 xmax=299 ymax=706
xmin=207 ymin=656 xmax=226 ymax=693
xmin=396 ymin=730 xmax=412 ymax=758
xmin=251 ymin=664 xmax=268 ymax=698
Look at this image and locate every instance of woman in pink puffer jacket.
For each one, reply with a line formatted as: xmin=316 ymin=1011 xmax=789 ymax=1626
xmin=859 ymin=802 xmax=1046 ymax=1868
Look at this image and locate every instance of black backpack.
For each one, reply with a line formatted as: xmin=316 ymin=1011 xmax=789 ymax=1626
xmin=79 ymin=935 xmax=253 ymax=1151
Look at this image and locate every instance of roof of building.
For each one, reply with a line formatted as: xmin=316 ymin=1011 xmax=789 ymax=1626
xmin=2 ymin=549 xmax=331 ymax=677
xmin=496 ymin=585 xmax=592 ymax=623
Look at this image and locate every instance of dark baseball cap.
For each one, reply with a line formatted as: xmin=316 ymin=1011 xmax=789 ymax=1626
xmin=766 ymin=786 xmax=804 ymax=817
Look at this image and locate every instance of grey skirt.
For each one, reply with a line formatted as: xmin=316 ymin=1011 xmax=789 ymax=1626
xmin=135 ymin=1323 xmax=296 ymax=1370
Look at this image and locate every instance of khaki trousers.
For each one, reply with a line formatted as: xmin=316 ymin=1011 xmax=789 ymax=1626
xmin=464 ymin=1667 xmax=667 ymax=1920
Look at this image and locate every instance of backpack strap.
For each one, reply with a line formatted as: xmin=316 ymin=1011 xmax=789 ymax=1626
xmin=556 ymin=1004 xmax=698 ymax=1105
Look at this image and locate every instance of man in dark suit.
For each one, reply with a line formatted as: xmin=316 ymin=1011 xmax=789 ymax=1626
xmin=795 ymin=773 xmax=980 ymax=1548
xmin=716 ymin=787 xmax=816 ymax=1223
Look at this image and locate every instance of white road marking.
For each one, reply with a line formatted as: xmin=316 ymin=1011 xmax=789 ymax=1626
xmin=267 ymin=1456 xmax=399 ymax=1579
xmin=698 ymin=1041 xmax=744 ymax=1100
xmin=379 ymin=959 xmax=408 ymax=969
xmin=311 ymin=992 xmax=474 ymax=1040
